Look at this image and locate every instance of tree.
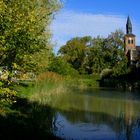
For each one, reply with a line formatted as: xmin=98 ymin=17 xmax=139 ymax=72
xmin=88 ymin=36 xmax=106 ymax=73
xmin=48 ymin=56 xmax=79 ymax=76
xmin=59 ymin=36 xmax=92 ymax=74
xmin=105 ymin=30 xmax=128 ymax=76
xmin=0 ymin=0 xmax=61 ymax=74
xmin=88 ymin=30 xmax=127 ymax=75
xmin=104 ymin=30 xmax=125 ymax=66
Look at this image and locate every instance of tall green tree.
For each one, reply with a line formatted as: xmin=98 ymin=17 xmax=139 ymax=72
xmin=104 ymin=30 xmax=125 ymax=66
xmin=59 ymin=36 xmax=92 ymax=73
xmin=0 ymin=0 xmax=61 ymax=73
xmin=105 ymin=30 xmax=128 ymax=76
xmin=88 ymin=36 xmax=106 ymax=73
xmin=87 ymin=30 xmax=127 ymax=75
xmin=48 ymin=56 xmax=79 ymax=76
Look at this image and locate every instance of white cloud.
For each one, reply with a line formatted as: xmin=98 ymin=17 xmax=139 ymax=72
xmin=51 ymin=10 xmax=140 ymax=52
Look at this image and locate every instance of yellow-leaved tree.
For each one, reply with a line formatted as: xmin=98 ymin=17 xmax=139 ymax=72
xmin=0 ymin=0 xmax=61 ymax=74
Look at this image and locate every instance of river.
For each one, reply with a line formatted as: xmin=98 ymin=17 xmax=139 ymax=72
xmin=48 ymin=88 xmax=140 ymax=140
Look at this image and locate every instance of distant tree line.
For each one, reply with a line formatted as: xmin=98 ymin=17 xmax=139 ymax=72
xmin=49 ymin=30 xmax=129 ymax=77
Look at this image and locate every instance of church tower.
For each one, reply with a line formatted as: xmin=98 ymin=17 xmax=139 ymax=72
xmin=124 ymin=16 xmax=136 ymax=62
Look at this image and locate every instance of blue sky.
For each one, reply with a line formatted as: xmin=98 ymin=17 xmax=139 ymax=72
xmin=51 ymin=0 xmax=140 ymax=52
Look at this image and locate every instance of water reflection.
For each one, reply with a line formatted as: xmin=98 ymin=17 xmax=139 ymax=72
xmin=50 ymin=89 xmax=140 ymax=140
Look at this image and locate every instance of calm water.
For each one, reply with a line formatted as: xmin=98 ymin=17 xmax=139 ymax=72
xmin=50 ymin=89 xmax=140 ymax=140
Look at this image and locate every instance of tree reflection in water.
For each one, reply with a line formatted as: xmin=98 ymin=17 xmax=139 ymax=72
xmin=50 ymin=90 xmax=140 ymax=140
xmin=53 ymin=110 xmax=140 ymax=140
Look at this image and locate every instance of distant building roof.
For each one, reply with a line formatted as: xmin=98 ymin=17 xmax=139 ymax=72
xmin=126 ymin=16 xmax=132 ymax=34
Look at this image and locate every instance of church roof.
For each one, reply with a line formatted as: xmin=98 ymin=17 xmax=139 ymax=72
xmin=126 ymin=16 xmax=133 ymax=34
xmin=126 ymin=16 xmax=132 ymax=27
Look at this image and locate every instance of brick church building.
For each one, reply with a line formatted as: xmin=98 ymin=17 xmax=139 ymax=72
xmin=124 ymin=16 xmax=140 ymax=65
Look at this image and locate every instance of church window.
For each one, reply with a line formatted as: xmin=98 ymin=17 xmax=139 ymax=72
xmin=131 ymin=39 xmax=133 ymax=44
xmin=128 ymin=39 xmax=131 ymax=44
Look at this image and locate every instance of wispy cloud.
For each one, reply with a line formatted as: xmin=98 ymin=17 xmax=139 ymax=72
xmin=51 ymin=10 xmax=140 ymax=52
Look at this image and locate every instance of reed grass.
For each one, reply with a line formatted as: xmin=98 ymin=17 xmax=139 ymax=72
xmin=18 ymin=71 xmax=99 ymax=106
xmin=29 ymin=72 xmax=68 ymax=104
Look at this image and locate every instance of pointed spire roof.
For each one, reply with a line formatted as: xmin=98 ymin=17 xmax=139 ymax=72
xmin=127 ymin=16 xmax=132 ymax=26
xmin=126 ymin=16 xmax=132 ymax=34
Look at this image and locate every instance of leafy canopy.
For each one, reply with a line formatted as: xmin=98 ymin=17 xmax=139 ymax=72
xmin=0 ymin=0 xmax=61 ymax=72
xmin=58 ymin=30 xmax=128 ymax=75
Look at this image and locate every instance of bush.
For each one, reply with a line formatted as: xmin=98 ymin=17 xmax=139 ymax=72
xmin=0 ymin=88 xmax=17 ymax=105
xmin=100 ymin=68 xmax=113 ymax=79
xmin=48 ymin=57 xmax=79 ymax=76
xmin=36 ymin=71 xmax=63 ymax=82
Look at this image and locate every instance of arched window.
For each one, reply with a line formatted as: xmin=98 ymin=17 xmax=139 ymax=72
xmin=128 ymin=39 xmax=131 ymax=44
xmin=131 ymin=39 xmax=133 ymax=44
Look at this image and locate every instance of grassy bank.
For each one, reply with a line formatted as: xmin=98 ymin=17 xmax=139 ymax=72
xmin=0 ymin=80 xmax=61 ymax=140
xmin=0 ymin=72 xmax=99 ymax=139
xmin=29 ymin=72 xmax=67 ymax=104
xmin=0 ymin=72 xmax=100 ymax=111
xmin=29 ymin=73 xmax=100 ymax=103
xmin=67 ymin=74 xmax=100 ymax=88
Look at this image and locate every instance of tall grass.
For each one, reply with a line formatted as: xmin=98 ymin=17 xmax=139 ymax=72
xmin=29 ymin=72 xmax=68 ymax=104
xmin=0 ymin=72 xmax=67 ymax=139
xmin=29 ymin=72 xmax=100 ymax=105
xmin=64 ymin=74 xmax=100 ymax=89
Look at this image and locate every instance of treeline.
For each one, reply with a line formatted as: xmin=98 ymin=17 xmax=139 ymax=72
xmin=52 ymin=32 xmax=140 ymax=89
xmin=49 ymin=30 xmax=128 ymax=77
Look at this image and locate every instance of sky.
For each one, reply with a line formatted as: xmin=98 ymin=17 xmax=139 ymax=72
xmin=51 ymin=0 xmax=140 ymax=52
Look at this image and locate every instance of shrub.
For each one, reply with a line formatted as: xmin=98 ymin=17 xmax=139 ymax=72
xmin=48 ymin=57 xmax=79 ymax=76
xmin=0 ymin=88 xmax=17 ymax=105
xmin=100 ymin=68 xmax=113 ymax=79
xmin=36 ymin=71 xmax=63 ymax=82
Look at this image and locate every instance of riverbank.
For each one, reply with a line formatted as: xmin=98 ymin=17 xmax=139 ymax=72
xmin=0 ymin=81 xmax=61 ymax=140
xmin=0 ymin=72 xmax=100 ymax=112
xmin=2 ymin=70 xmax=140 ymax=139
xmin=0 ymin=72 xmax=100 ymax=139
xmin=99 ymin=69 xmax=140 ymax=91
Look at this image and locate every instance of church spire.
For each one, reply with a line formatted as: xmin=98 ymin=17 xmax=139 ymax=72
xmin=126 ymin=16 xmax=132 ymax=34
